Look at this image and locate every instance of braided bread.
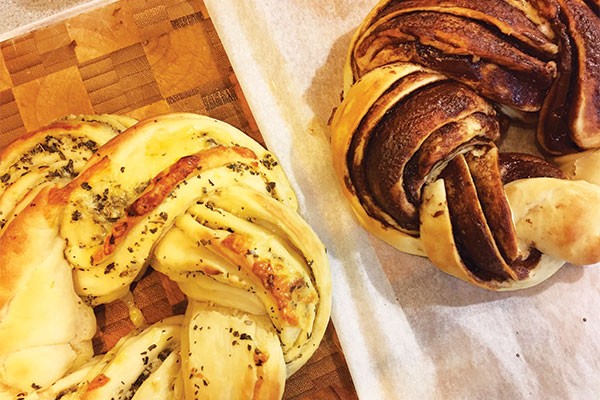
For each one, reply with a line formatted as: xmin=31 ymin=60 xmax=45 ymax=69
xmin=331 ymin=0 xmax=600 ymax=289
xmin=0 ymin=113 xmax=331 ymax=399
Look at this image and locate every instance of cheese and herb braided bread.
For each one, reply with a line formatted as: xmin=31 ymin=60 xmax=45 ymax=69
xmin=0 ymin=113 xmax=331 ymax=399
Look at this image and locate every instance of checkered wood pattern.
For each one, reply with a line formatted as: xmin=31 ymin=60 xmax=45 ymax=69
xmin=0 ymin=1 xmax=357 ymax=399
xmin=0 ymin=0 xmax=261 ymax=149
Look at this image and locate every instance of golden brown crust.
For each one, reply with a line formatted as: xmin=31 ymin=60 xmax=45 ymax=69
xmin=0 ymin=116 xmax=135 ymax=233
xmin=0 ymin=186 xmax=96 ymax=391
xmin=181 ymin=302 xmax=285 ymax=400
xmin=0 ymin=187 xmax=58 ymax=308
xmin=0 ymin=113 xmax=331 ymax=398
xmin=0 ymin=116 xmax=136 ymax=393
xmin=505 ymin=177 xmax=600 ymax=266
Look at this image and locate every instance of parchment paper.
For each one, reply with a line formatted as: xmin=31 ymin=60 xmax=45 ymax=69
xmin=205 ymin=1 xmax=600 ymax=398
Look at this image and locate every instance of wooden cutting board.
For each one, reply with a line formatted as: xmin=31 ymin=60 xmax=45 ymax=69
xmin=0 ymin=0 xmax=357 ymax=398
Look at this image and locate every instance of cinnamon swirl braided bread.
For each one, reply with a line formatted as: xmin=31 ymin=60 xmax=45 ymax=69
xmin=0 ymin=113 xmax=331 ymax=399
xmin=331 ymin=0 xmax=600 ymax=289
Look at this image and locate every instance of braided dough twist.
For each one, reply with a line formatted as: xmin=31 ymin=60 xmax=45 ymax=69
xmin=331 ymin=0 xmax=600 ymax=289
xmin=0 ymin=113 xmax=331 ymax=399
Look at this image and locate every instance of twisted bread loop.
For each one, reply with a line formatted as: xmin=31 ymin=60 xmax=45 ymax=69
xmin=0 ymin=115 xmax=136 ymax=234
xmin=0 ymin=115 xmax=136 ymax=392
xmin=0 ymin=113 xmax=331 ymax=399
xmin=60 ymin=114 xmax=298 ymax=305
xmin=33 ymin=316 xmax=185 ymax=400
xmin=332 ymin=0 xmax=600 ymax=289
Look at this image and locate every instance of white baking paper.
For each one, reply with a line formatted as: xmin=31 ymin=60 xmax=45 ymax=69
xmin=205 ymin=2 xmax=600 ymax=399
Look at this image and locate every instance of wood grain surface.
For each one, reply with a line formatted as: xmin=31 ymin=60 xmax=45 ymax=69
xmin=0 ymin=0 xmax=358 ymax=399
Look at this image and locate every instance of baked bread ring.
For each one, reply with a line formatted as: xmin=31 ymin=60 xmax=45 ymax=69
xmin=331 ymin=0 xmax=600 ymax=289
xmin=0 ymin=115 xmax=136 ymax=393
xmin=0 ymin=113 xmax=331 ymax=399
